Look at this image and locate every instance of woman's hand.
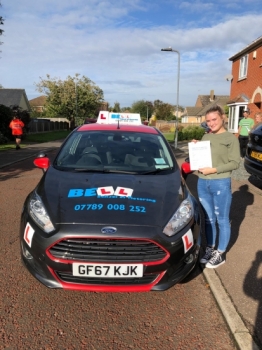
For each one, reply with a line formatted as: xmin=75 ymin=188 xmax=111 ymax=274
xmin=198 ymin=167 xmax=217 ymax=175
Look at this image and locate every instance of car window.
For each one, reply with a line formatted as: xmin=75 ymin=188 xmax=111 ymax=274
xmin=54 ymin=130 xmax=175 ymax=174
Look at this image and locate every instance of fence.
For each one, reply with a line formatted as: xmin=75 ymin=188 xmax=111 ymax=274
xmin=28 ymin=118 xmax=70 ymax=133
xmin=156 ymin=121 xmax=201 ymax=133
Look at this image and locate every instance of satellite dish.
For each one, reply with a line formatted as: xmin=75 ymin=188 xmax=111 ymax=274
xmin=224 ymin=74 xmax=233 ymax=81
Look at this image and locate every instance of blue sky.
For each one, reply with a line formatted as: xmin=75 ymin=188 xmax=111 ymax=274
xmin=0 ymin=0 xmax=262 ymax=109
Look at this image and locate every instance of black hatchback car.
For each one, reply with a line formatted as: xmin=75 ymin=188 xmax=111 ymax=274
xmin=244 ymin=122 xmax=262 ymax=180
xmin=20 ymin=120 xmax=201 ymax=292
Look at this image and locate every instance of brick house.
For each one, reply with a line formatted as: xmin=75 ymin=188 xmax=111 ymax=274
xmin=29 ymin=95 xmax=46 ymax=113
xmin=227 ymin=36 xmax=262 ymax=133
xmin=183 ymin=90 xmax=229 ymax=124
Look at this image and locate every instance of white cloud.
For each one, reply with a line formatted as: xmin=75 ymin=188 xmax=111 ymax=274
xmin=0 ymin=0 xmax=262 ymax=108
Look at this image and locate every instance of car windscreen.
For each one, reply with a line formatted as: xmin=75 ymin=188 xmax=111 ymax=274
xmin=54 ymin=130 xmax=176 ymax=174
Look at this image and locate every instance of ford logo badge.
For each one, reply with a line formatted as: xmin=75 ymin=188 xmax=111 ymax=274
xmin=101 ymin=226 xmax=117 ymax=234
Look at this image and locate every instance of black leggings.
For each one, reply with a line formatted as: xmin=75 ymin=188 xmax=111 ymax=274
xmin=238 ymin=136 xmax=248 ymax=158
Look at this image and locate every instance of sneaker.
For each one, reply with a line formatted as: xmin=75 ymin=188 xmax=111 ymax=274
xmin=200 ymin=246 xmax=214 ymax=264
xmin=205 ymin=250 xmax=225 ymax=269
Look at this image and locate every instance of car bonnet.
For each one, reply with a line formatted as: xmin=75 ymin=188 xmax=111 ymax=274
xmin=38 ymin=167 xmax=183 ymax=227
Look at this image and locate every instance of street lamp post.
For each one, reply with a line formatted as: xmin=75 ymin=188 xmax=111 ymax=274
xmin=161 ymin=47 xmax=180 ymax=149
xmin=75 ymin=81 xmax=78 ymax=126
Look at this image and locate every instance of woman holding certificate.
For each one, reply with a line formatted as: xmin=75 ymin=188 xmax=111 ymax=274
xmin=194 ymin=105 xmax=240 ymax=268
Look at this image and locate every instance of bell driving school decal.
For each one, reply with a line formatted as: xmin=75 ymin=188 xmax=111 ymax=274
xmin=24 ymin=222 xmax=35 ymax=247
xmin=182 ymin=229 xmax=193 ymax=253
xmin=68 ymin=186 xmax=156 ymax=214
xmin=68 ymin=186 xmax=156 ymax=203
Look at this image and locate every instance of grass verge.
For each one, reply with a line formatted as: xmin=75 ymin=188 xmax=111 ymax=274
xmin=163 ymin=133 xmax=175 ymax=142
xmin=0 ymin=130 xmax=71 ymax=151
xmin=24 ymin=130 xmax=71 ymax=143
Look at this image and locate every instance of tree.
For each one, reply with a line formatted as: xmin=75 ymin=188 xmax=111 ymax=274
xmin=130 ymin=100 xmax=153 ymax=120
xmin=120 ymin=106 xmax=131 ymax=112
xmin=153 ymin=100 xmax=174 ymax=120
xmin=0 ymin=104 xmax=12 ymax=139
xmin=35 ymin=74 xmax=104 ymax=125
xmin=0 ymin=2 xmax=4 ymax=50
xmin=112 ymin=102 xmax=121 ymax=112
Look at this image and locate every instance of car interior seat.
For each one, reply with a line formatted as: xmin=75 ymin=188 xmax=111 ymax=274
xmin=124 ymin=153 xmax=154 ymax=167
xmin=76 ymin=153 xmax=102 ymax=166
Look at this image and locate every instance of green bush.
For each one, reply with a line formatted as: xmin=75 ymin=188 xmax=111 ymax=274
xmin=178 ymin=126 xmax=205 ymax=141
xmin=0 ymin=132 xmax=9 ymax=144
xmin=178 ymin=130 xmax=184 ymax=140
xmin=0 ymin=104 xmax=12 ymax=139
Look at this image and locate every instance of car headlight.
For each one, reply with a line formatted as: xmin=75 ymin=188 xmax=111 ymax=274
xmin=163 ymin=195 xmax=194 ymax=237
xmin=28 ymin=191 xmax=55 ymax=233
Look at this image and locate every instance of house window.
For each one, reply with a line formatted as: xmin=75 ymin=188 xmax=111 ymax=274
xmin=239 ymin=54 xmax=248 ymax=79
xmin=228 ymin=105 xmax=247 ymax=133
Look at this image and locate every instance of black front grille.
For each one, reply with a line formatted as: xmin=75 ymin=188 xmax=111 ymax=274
xmin=49 ymin=238 xmax=167 ymax=263
xmin=56 ymin=270 xmax=159 ymax=285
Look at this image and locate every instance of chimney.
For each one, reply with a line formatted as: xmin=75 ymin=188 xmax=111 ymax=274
xmin=210 ymin=90 xmax=214 ymax=101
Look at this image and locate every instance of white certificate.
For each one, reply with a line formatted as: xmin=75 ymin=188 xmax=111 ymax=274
xmin=188 ymin=141 xmax=212 ymax=170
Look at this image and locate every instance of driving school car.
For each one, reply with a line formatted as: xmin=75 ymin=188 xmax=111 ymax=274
xmin=20 ymin=112 xmax=201 ymax=292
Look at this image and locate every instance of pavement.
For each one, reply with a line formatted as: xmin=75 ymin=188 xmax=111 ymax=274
xmin=0 ymin=140 xmax=262 ymax=350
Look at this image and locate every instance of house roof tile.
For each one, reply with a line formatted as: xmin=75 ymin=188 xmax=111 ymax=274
xmin=229 ymin=35 xmax=262 ymax=61
xmin=29 ymin=95 xmax=46 ymax=106
xmin=0 ymin=88 xmax=30 ymax=110
xmin=227 ymin=93 xmax=250 ymax=104
xmin=186 ymin=95 xmax=230 ymax=116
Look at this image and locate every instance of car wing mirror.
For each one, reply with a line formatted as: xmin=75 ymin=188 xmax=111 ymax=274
xmin=33 ymin=156 xmax=50 ymax=172
xmin=181 ymin=157 xmax=192 ymax=179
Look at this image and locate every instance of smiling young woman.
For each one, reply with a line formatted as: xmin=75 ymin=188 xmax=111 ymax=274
xmin=197 ymin=105 xmax=241 ymax=268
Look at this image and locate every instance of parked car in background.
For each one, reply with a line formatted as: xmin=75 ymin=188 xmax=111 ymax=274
xmin=244 ymin=122 xmax=262 ymax=180
xmin=84 ymin=117 xmax=97 ymax=124
xmin=200 ymin=122 xmax=211 ymax=133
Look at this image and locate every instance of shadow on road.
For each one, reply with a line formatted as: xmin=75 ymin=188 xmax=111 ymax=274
xmin=228 ymin=184 xmax=254 ymax=252
xmin=179 ymin=264 xmax=203 ymax=284
xmin=0 ymin=161 xmax=36 ymax=181
xmin=243 ymin=250 xmax=262 ymax=349
xmin=0 ymin=149 xmax=58 ymax=182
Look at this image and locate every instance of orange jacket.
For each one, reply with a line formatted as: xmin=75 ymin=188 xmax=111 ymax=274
xmin=9 ymin=119 xmax=25 ymax=136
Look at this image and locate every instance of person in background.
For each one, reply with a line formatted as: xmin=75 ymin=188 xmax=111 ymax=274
xmin=9 ymin=111 xmax=24 ymax=150
xmin=238 ymin=108 xmax=254 ymax=158
xmin=254 ymin=112 xmax=262 ymax=126
xmin=195 ymin=105 xmax=240 ymax=268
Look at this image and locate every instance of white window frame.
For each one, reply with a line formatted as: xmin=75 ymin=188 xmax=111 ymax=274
xmin=239 ymin=54 xmax=248 ymax=79
xmin=227 ymin=104 xmax=248 ymax=133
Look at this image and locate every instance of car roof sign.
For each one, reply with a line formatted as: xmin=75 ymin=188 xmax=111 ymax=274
xmin=97 ymin=111 xmax=142 ymax=125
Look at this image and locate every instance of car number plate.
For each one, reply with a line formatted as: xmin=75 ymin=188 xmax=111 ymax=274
xmin=72 ymin=263 xmax=143 ymax=278
xmin=251 ymin=151 xmax=262 ymax=161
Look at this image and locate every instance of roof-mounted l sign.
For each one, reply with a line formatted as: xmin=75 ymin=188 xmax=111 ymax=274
xmin=97 ymin=111 xmax=142 ymax=125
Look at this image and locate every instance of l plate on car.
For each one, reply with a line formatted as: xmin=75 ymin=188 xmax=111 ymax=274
xmin=251 ymin=150 xmax=262 ymax=161
xmin=72 ymin=263 xmax=143 ymax=278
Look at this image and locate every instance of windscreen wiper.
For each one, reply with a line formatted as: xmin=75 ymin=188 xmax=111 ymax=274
xmin=74 ymin=168 xmax=138 ymax=174
xmin=140 ymin=167 xmax=172 ymax=175
xmin=103 ymin=169 xmax=138 ymax=174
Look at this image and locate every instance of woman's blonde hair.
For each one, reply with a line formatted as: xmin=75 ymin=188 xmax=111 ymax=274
xmin=205 ymin=104 xmax=225 ymax=117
